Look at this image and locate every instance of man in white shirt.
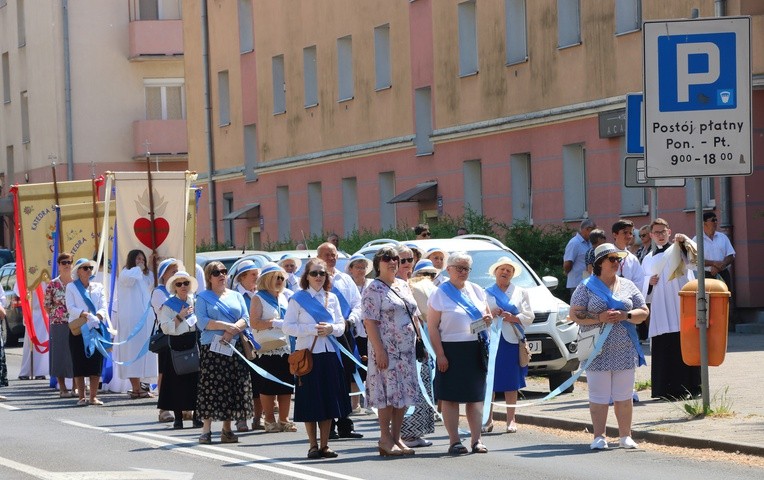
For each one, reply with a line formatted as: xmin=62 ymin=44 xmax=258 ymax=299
xmin=693 ymin=212 xmax=735 ymax=286
xmin=611 ymin=219 xmax=646 ymax=288
xmin=563 ymin=219 xmax=596 ymax=292
xmin=317 ymin=242 xmax=364 ymax=439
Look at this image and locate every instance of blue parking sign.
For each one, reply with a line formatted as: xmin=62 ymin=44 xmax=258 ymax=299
xmin=657 ymin=32 xmax=737 ymax=112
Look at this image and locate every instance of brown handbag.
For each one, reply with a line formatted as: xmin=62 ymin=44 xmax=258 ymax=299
xmin=288 ymin=336 xmax=318 ymax=383
xmin=68 ymin=315 xmax=87 ymax=336
xmin=510 ymin=323 xmax=532 ymax=367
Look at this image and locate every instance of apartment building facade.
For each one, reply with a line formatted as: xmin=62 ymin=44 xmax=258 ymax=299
xmin=0 ymin=0 xmax=189 ymax=246
xmin=183 ymin=0 xmax=764 ymax=310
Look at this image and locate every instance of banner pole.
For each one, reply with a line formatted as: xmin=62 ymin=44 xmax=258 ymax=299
xmin=146 ymin=155 xmax=158 ymax=287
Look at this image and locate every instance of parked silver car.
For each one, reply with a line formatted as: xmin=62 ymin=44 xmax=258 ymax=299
xmin=353 ymin=235 xmax=580 ymax=392
xmin=0 ymin=263 xmax=24 ymax=346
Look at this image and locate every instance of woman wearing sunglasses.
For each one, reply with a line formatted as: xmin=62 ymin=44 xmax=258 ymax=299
xmin=44 ymin=253 xmax=76 ymax=398
xmin=157 ymin=270 xmax=202 ymax=429
xmin=283 ymin=258 xmax=349 ymax=459
xmin=65 ymin=258 xmax=109 ymax=406
xmin=570 ymin=243 xmax=649 ymax=450
xmin=250 ymin=263 xmax=295 ymax=433
xmin=195 ymin=261 xmax=253 ymax=444
xmin=152 ymin=258 xmax=183 ymax=423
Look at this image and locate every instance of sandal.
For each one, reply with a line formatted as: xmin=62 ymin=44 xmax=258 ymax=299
xmin=481 ymin=422 xmax=494 ymax=434
xmin=76 ymin=398 xmax=88 ymax=407
xmin=128 ymin=390 xmax=154 ymax=399
xmin=59 ymin=391 xmax=74 ymax=399
xmin=158 ymin=410 xmax=175 ymax=423
xmin=198 ymin=432 xmax=212 ymax=444
xmin=88 ymin=397 xmax=104 ymax=406
xmin=471 ymin=441 xmax=488 ymax=454
xmin=448 ymin=442 xmax=468 ymax=455
xmin=264 ymin=421 xmax=281 ymax=433
xmin=307 ymin=446 xmax=322 ymax=459
xmin=220 ymin=429 xmax=239 ymax=444
xmin=506 ymin=422 xmax=518 ymax=433
xmin=320 ymin=446 xmax=338 ymax=458
xmin=279 ymin=420 xmax=298 ymax=432
xmin=236 ymin=419 xmax=250 ymax=432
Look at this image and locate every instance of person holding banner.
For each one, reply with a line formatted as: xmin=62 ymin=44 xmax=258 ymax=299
xmin=282 ymin=258 xmax=350 ymax=459
xmin=427 ymin=252 xmax=492 ymax=455
xmin=158 ymin=270 xmax=202 ymax=429
xmin=44 ymin=253 xmax=76 ymax=398
xmin=250 ymin=263 xmax=296 ymax=433
xmin=14 ymin=280 xmax=49 ymax=380
xmin=363 ymin=247 xmax=420 ymax=456
xmin=116 ymin=249 xmax=157 ymax=399
xmin=195 ymin=261 xmax=253 ymax=445
xmin=65 ymin=258 xmax=109 ymax=406
xmin=152 ymin=258 xmax=184 ymax=423
xmin=570 ymin=243 xmax=648 ymax=450
xmin=484 ymin=257 xmax=534 ymax=434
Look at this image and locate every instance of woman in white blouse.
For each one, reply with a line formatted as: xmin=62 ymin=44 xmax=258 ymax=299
xmin=483 ymin=257 xmax=534 ymax=433
xmin=65 ymin=258 xmax=109 ymax=406
xmin=282 ymin=258 xmax=350 ymax=460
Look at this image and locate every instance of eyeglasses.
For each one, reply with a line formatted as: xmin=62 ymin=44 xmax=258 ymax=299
xmin=639 ymin=233 xmax=649 ymax=239
xmin=399 ymin=257 xmax=414 ymax=264
xmin=308 ymin=270 xmax=327 ymax=278
xmin=381 ymin=254 xmax=400 ymax=263
xmin=706 ymin=218 xmax=718 ymax=223
xmin=421 ymin=232 xmax=431 ymax=237
xmin=274 ymin=276 xmax=285 ymax=282
xmin=450 ymin=265 xmax=471 ymax=273
xmin=59 ymin=260 xmax=72 ymax=265
xmin=605 ymin=256 xmax=623 ymax=264
xmin=80 ymin=266 xmax=94 ymax=271
xmin=175 ymin=281 xmax=191 ymax=288
xmin=211 ymin=269 xmax=228 ymax=277
xmin=652 ymin=229 xmax=668 ymax=236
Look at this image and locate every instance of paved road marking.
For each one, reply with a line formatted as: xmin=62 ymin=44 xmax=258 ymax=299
xmin=0 ymin=402 xmax=20 ymax=411
xmin=0 ymin=455 xmax=192 ymax=480
xmin=59 ymin=419 xmax=113 ymax=432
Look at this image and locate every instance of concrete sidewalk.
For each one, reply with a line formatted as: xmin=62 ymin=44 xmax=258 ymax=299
xmin=497 ymin=332 xmax=764 ymax=456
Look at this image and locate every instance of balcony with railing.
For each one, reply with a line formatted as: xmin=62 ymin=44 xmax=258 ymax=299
xmin=132 ymin=119 xmax=188 ymax=158
xmin=128 ymin=19 xmax=183 ymax=60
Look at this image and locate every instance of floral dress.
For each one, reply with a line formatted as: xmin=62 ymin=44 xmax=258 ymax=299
xmin=362 ymin=278 xmax=419 ymax=409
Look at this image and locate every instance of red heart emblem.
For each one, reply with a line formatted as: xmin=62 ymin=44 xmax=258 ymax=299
xmin=133 ymin=217 xmax=170 ymax=249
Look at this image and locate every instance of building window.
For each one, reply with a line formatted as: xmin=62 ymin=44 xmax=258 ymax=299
xmin=510 ymin=153 xmax=532 ymax=224
xmin=308 ymin=182 xmax=323 ymax=237
xmin=562 ymin=144 xmax=586 ymax=220
xmin=303 ymin=46 xmax=318 ymax=107
xmin=374 ymin=24 xmax=391 ymax=90
xmin=276 ymin=186 xmax=291 ymax=242
xmin=138 ymin=0 xmax=159 ymax=20
xmin=685 ymin=178 xmax=715 ymax=210
xmin=414 ymin=87 xmax=433 ymax=155
xmin=243 ymin=123 xmax=257 ymax=182
xmin=342 ymin=177 xmax=358 ymax=235
xmin=6 ymin=146 xmax=14 ymax=185
xmin=217 ymin=71 xmax=230 ymax=126
xmin=144 ymin=79 xmax=185 ymax=120
xmin=458 ymin=1 xmax=478 ymax=76
xmin=615 ymin=0 xmax=641 ymax=35
xmin=337 ymin=36 xmax=354 ymax=101
xmin=272 ymin=55 xmax=286 ymax=114
xmin=463 ymin=160 xmax=483 ymax=215
xmin=619 ymin=140 xmax=647 ymax=215
xmin=557 ymin=0 xmax=581 ymax=48
xmin=20 ymin=91 xmax=29 ymax=143
xmin=223 ymin=192 xmax=234 ymax=246
xmin=379 ymin=171 xmax=396 ymax=230
xmin=1 ymin=53 xmax=9 ymax=103
xmin=238 ymin=0 xmax=254 ymax=53
xmin=17 ymin=0 xmax=26 ymax=47
xmin=505 ymin=0 xmax=528 ymax=64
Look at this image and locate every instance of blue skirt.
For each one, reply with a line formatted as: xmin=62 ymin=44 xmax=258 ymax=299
xmin=434 ymin=341 xmax=486 ymax=403
xmin=293 ymin=351 xmax=351 ymax=422
xmin=492 ymin=335 xmax=528 ymax=392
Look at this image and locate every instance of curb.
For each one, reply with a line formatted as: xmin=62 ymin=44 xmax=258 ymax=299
xmin=500 ymin=412 xmax=764 ymax=457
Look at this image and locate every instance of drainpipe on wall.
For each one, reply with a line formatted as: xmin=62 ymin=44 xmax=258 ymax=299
xmin=62 ymin=0 xmax=74 ymax=180
xmin=202 ymin=0 xmax=217 ymax=244
xmin=715 ymin=0 xmax=732 ymax=233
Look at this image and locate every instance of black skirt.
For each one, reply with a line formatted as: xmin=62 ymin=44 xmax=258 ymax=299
xmin=158 ymin=332 xmax=199 ymax=411
xmin=68 ymin=331 xmax=104 ymax=377
xmin=651 ymin=331 xmax=701 ymax=399
xmin=434 ymin=341 xmax=486 ymax=403
xmin=252 ymin=353 xmax=294 ymax=396
xmin=293 ymin=351 xmax=351 ymax=422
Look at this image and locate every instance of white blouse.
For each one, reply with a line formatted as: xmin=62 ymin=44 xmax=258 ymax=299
xmin=428 ymin=281 xmax=488 ymax=342
xmin=282 ymin=287 xmax=346 ymax=353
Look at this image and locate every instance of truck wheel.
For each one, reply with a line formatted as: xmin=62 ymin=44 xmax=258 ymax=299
xmin=548 ymin=371 xmax=574 ymax=394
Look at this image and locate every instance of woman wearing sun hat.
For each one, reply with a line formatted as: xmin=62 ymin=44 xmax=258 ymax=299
xmin=345 ymin=254 xmax=372 ymax=414
xmin=158 ymin=270 xmax=202 ymax=429
xmin=249 ymin=262 xmax=295 ymax=433
xmin=152 ymin=258 xmax=184 ymax=423
xmin=484 ymin=256 xmax=534 ymax=433
xmin=278 ymin=254 xmax=302 ymax=292
xmin=570 ymin=243 xmax=649 ymax=450
xmin=425 ymin=247 xmax=449 ymax=286
xmin=65 ymin=258 xmax=109 ymax=406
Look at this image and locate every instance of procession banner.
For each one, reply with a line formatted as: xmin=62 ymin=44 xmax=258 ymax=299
xmin=58 ymin=201 xmax=116 ymax=266
xmin=112 ymin=171 xmax=196 ymax=281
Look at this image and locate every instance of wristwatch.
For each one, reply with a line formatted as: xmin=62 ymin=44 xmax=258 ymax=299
xmin=627 ymin=312 xmax=632 ymax=320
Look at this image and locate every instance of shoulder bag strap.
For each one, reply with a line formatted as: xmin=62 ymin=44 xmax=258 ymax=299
xmin=375 ymin=279 xmax=422 ymax=341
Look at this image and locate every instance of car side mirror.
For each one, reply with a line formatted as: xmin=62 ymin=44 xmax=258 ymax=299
xmin=542 ymin=276 xmax=559 ymax=289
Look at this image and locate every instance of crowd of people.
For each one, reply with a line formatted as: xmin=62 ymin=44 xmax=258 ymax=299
xmin=0 ymin=215 xmax=733 ymax=457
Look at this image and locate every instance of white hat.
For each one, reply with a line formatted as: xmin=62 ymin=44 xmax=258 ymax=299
xmin=278 ymin=254 xmax=302 ymax=272
xmin=413 ymin=259 xmax=438 ymax=276
xmin=157 ymin=258 xmax=183 ymax=282
xmin=404 ymin=243 xmax=426 ymax=259
xmin=345 ymin=254 xmax=373 ymax=276
xmin=425 ymin=247 xmax=449 ymax=261
xmin=488 ymin=256 xmax=522 ymax=278
xmin=229 ymin=259 xmax=259 ymax=288
xmin=73 ymin=257 xmax=97 ymax=273
xmin=593 ymin=243 xmax=628 ymax=265
xmin=166 ymin=270 xmax=198 ymax=295
xmin=259 ymin=262 xmax=286 ymax=278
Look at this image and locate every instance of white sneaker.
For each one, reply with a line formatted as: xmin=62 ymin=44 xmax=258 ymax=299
xmin=619 ymin=436 xmax=638 ymax=449
xmin=403 ymin=437 xmax=433 ymax=448
xmin=590 ymin=436 xmax=609 ymax=450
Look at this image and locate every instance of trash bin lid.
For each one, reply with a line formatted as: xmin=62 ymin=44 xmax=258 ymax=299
xmin=678 ymin=279 xmax=731 ymax=296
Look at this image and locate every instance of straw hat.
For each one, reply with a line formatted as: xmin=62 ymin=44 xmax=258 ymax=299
xmin=488 ymin=256 xmax=522 ymax=278
xmin=166 ymin=270 xmax=198 ymax=295
xmin=593 ymin=243 xmax=628 ymax=264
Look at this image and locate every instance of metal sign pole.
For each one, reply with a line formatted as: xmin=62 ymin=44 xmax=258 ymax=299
xmin=694 ymin=178 xmax=710 ymax=410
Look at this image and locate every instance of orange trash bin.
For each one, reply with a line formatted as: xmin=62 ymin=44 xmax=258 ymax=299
xmin=678 ymin=279 xmax=730 ymax=366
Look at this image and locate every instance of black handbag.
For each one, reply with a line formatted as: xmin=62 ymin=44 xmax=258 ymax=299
xmin=148 ymin=319 xmax=170 ymax=354
xmin=170 ymin=344 xmax=200 ymax=375
xmin=477 ymin=331 xmax=489 ymax=372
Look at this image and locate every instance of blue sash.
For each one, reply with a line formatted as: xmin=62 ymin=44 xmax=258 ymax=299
xmin=439 ymin=281 xmax=484 ymax=321
xmin=331 ymin=286 xmax=352 ymax=320
xmin=583 ymin=276 xmax=645 ymax=367
xmin=198 ymin=289 xmax=260 ymax=350
xmin=73 ymin=279 xmax=97 ymax=314
xmin=485 ymin=284 xmax=520 ymax=316
xmin=163 ymin=295 xmax=190 ymax=313
xmin=256 ymin=290 xmax=286 ymax=319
